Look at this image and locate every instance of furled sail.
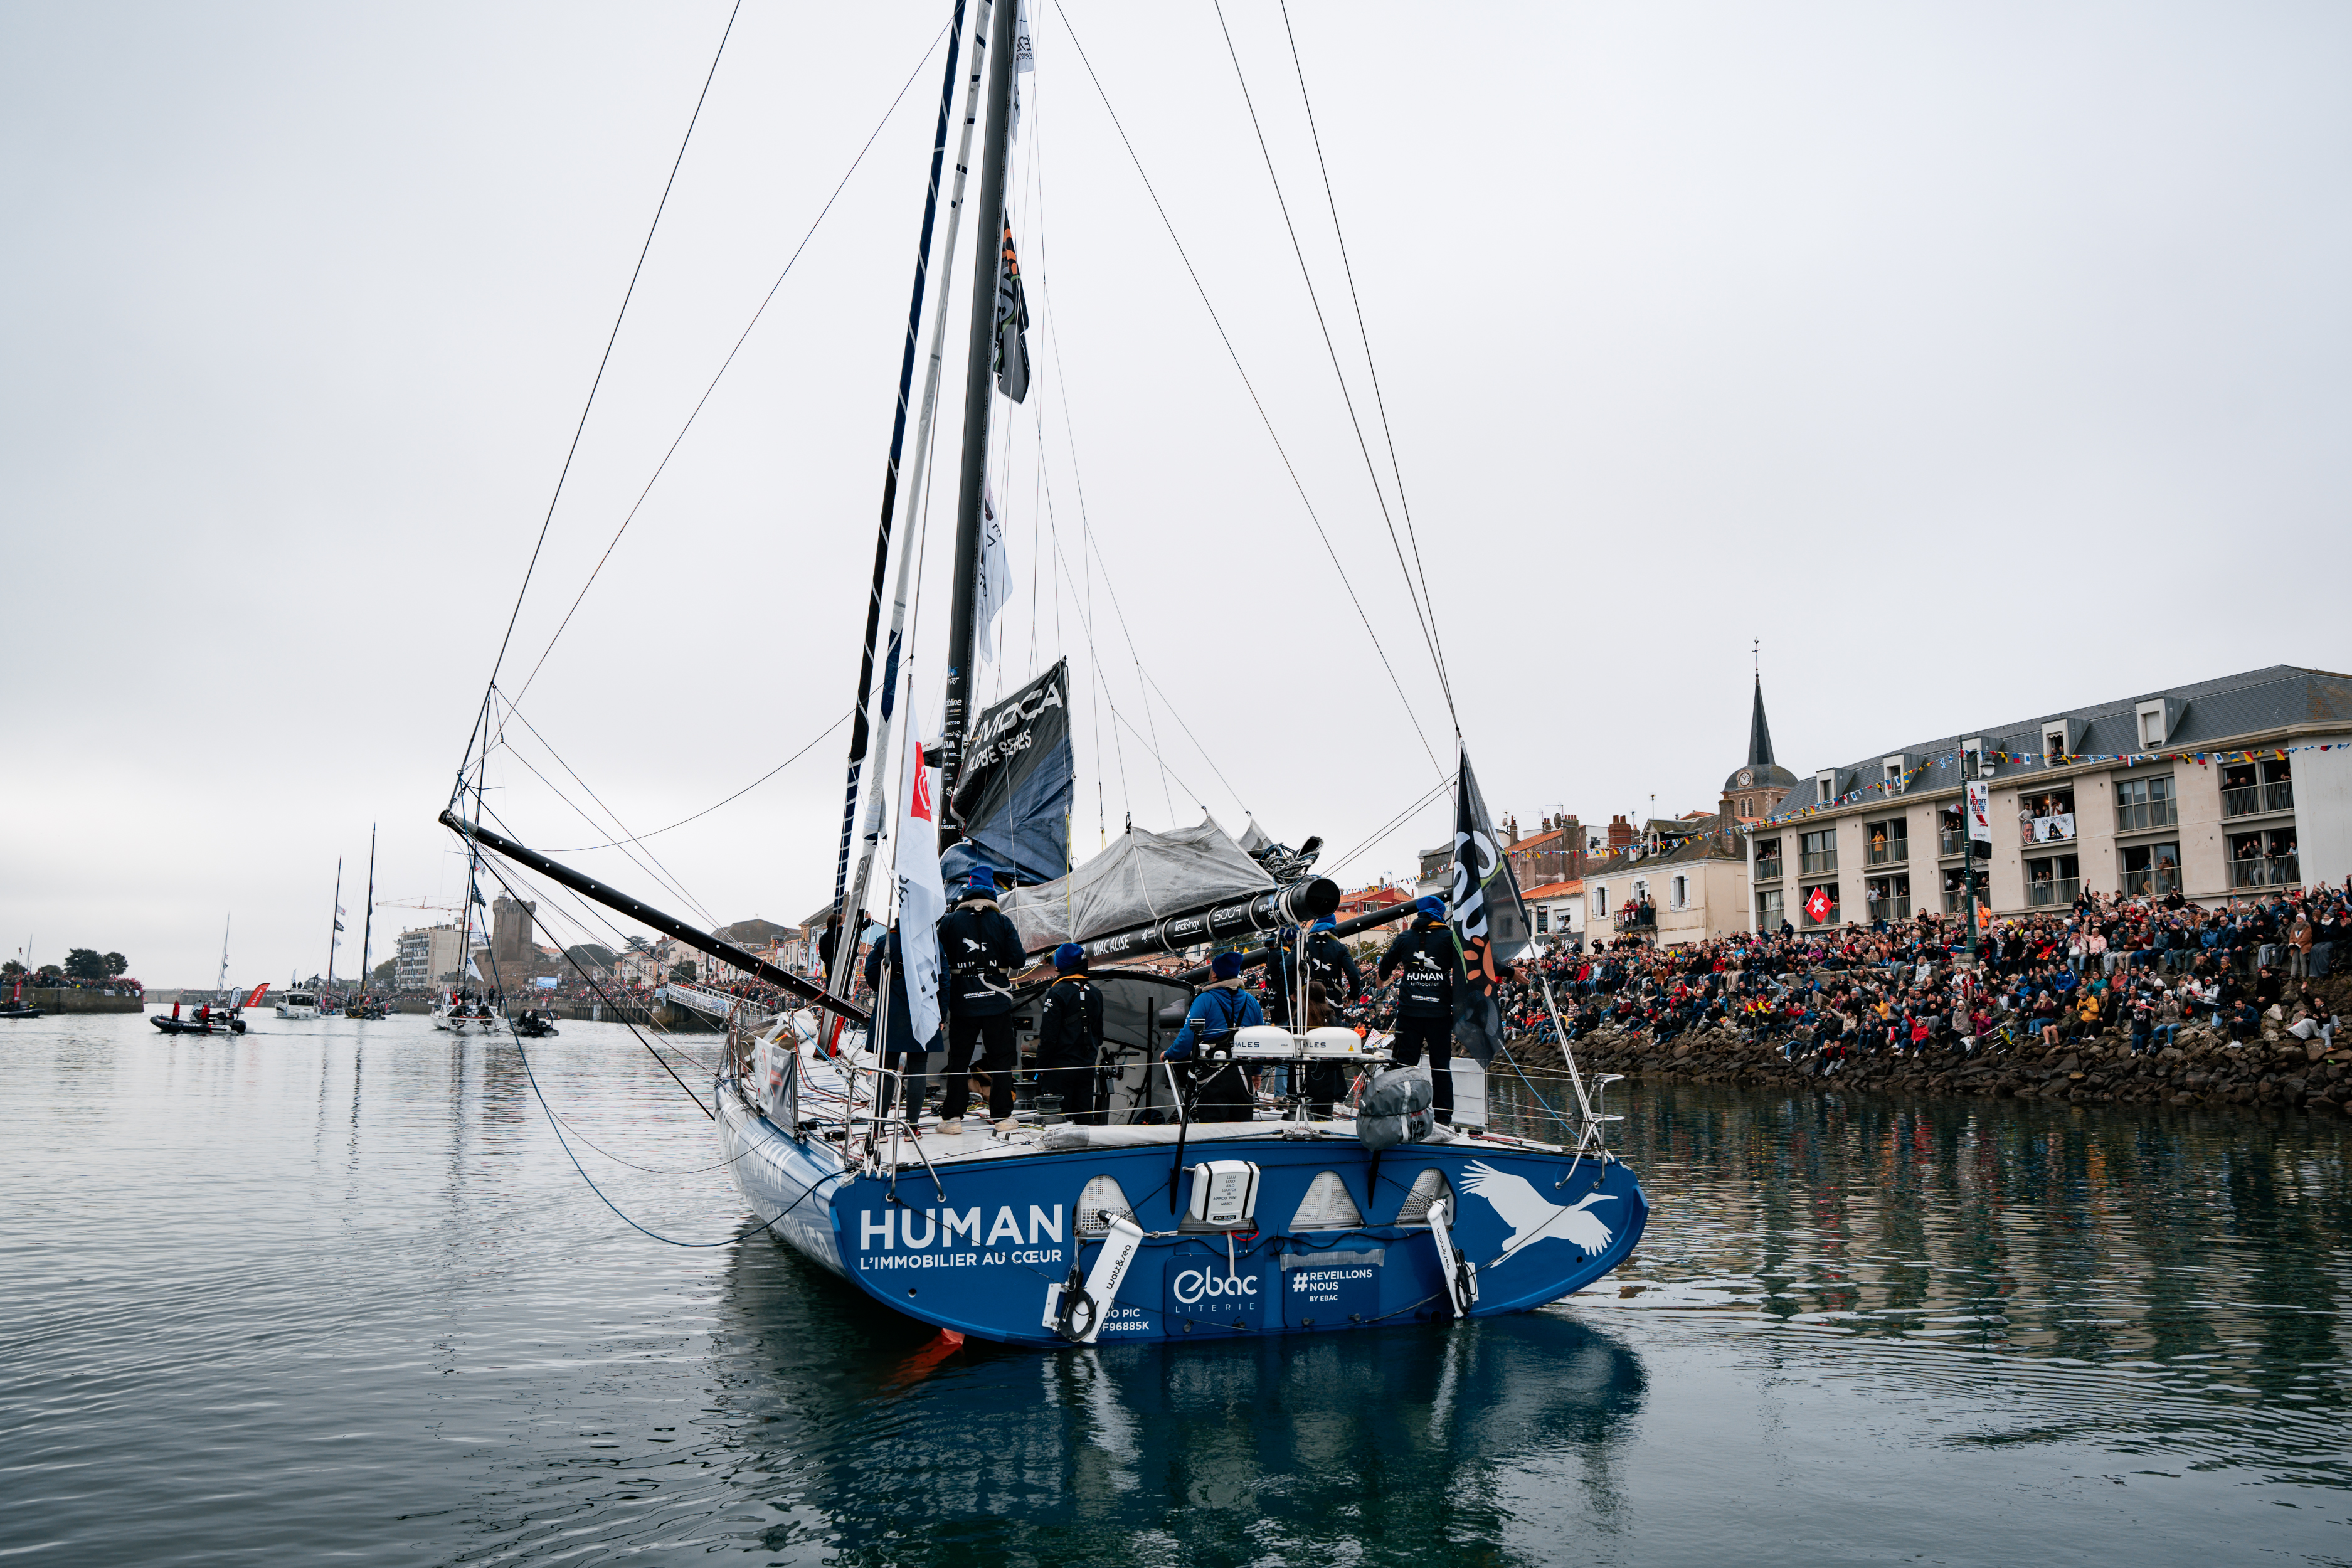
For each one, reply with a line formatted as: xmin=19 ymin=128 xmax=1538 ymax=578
xmin=940 ymin=659 xmax=1073 ymax=887
xmin=999 ymin=816 xmax=1276 ymax=953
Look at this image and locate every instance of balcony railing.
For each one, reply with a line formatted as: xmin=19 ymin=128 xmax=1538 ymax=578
xmin=2121 ymin=866 xmax=2181 ymax=898
xmin=2230 ymin=855 xmax=2301 ymax=890
xmin=1942 ymin=888 xmax=1972 ymax=914
xmin=1865 ymin=896 xmax=1913 ymax=921
xmin=2027 ymin=877 xmax=2082 ymax=908
xmin=1865 ymin=840 xmax=1908 ymax=866
xmin=1939 ymin=829 xmax=1968 ymax=856
xmin=1800 ymin=850 xmax=1838 ymax=876
xmin=1754 ymin=858 xmax=1783 ymax=882
xmin=2116 ymin=798 xmax=2177 ymax=833
xmin=1613 ymin=904 xmax=1657 ymax=931
xmin=2225 ymin=782 xmax=2296 ymax=818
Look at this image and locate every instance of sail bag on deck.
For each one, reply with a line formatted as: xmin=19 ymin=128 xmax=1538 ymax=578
xmin=999 ymin=817 xmax=1276 ymax=953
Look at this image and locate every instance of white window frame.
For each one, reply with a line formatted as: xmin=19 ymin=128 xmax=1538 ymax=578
xmin=1670 ymin=874 xmax=1688 ymax=911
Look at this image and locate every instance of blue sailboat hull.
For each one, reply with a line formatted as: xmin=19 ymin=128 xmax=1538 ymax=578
xmin=719 ymin=1087 xmax=1647 ymax=1347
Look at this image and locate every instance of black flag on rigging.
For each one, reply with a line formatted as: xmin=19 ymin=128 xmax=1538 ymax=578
xmin=1446 ymin=748 xmax=1533 ymax=1069
xmin=995 ymin=215 xmax=1030 ymax=403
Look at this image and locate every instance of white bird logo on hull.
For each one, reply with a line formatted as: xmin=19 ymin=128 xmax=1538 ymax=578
xmin=1458 ymin=1162 xmax=1617 ymax=1259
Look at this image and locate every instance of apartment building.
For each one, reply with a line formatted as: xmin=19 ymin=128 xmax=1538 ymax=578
xmin=1749 ymin=665 xmax=2352 ymax=930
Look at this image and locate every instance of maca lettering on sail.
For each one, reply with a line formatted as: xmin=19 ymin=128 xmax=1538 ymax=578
xmin=944 ymin=659 xmax=1073 ymax=886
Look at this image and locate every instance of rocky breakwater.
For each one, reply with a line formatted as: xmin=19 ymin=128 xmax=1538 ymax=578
xmin=1559 ymin=1023 xmax=2352 ymax=1116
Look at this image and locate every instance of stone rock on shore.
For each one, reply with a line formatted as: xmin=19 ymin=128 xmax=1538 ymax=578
xmin=1545 ymin=1024 xmax=2351 ymax=1114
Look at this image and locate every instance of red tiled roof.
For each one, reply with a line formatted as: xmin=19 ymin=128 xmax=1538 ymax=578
xmin=1520 ymin=879 xmax=1582 ymax=899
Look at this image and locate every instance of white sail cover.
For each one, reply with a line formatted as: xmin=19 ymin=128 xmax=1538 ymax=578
xmin=1000 ymin=817 xmax=1276 ymax=952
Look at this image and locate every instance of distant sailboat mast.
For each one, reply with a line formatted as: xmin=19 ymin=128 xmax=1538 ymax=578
xmin=325 ymin=856 xmax=342 ymax=997
xmin=357 ymin=826 xmax=377 ymax=998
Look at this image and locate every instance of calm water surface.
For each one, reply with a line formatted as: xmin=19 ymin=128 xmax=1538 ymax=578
xmin=4 ymin=1011 xmax=2348 ymax=1565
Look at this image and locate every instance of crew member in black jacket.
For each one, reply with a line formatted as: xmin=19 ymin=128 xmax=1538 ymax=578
xmin=936 ymin=867 xmax=1027 ymax=1133
xmin=1378 ymin=896 xmax=1459 ymax=1125
xmin=1034 ymin=943 xmax=1104 ymax=1125
xmin=1273 ymin=918 xmax=1365 ymax=1116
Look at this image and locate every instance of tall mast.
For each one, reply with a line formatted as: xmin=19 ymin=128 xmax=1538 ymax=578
xmin=216 ymin=914 xmax=231 ymax=999
xmin=937 ymin=0 xmax=1020 ymax=850
xmin=825 ymin=0 xmax=984 ymax=993
xmin=358 ymin=825 xmax=377 ymax=996
xmin=326 ymin=856 xmax=342 ymax=995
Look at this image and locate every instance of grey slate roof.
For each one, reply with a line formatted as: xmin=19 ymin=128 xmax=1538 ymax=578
xmin=1767 ymin=664 xmax=2352 ymax=822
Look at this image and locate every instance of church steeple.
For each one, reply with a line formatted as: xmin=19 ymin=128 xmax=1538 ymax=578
xmin=1723 ymin=655 xmax=1795 ymax=823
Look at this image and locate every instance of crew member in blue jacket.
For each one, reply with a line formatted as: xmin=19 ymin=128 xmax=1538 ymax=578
xmin=1377 ymin=896 xmax=1459 ymax=1124
xmin=1163 ymin=950 xmax=1260 ymax=1123
xmin=936 ymin=866 xmax=1026 ymax=1133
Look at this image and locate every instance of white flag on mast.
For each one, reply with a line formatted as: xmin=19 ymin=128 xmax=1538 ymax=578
xmin=977 ymin=480 xmax=1014 ymax=664
xmin=895 ymin=733 xmax=946 ymax=1046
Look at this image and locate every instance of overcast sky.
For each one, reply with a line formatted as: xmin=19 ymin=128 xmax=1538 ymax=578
xmin=5 ymin=1 xmax=2348 ymax=983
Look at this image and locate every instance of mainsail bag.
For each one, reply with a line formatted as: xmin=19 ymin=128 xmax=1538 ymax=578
xmin=999 ymin=817 xmax=1275 ymax=953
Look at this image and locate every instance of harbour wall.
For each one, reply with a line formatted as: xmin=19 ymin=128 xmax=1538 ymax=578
xmin=1554 ymin=1022 xmax=2351 ymax=1115
xmin=22 ymin=990 xmax=143 ymax=1014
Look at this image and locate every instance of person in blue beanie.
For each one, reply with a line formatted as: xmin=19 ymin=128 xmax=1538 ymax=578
xmin=1163 ymin=950 xmax=1260 ymax=1123
xmin=1035 ymin=943 xmax=1104 ymax=1125
xmin=936 ymin=866 xmax=1025 ymax=1134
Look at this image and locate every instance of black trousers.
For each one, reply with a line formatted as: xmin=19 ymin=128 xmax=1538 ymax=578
xmin=874 ymin=1051 xmax=928 ymax=1123
xmin=942 ymin=1012 xmax=1015 ymax=1122
xmin=1391 ymin=1015 xmax=1455 ymax=1122
xmin=1034 ymin=1059 xmax=1099 ymax=1125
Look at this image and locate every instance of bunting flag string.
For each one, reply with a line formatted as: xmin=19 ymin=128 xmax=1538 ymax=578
xmin=1759 ymin=742 xmax=2335 ymax=827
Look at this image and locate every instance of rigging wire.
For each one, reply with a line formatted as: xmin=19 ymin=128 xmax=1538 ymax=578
xmin=472 ymin=851 xmax=713 ymax=1118
xmin=541 ymin=709 xmax=850 ymax=854
xmin=1025 ymin=85 xmax=1243 ymax=829
xmin=1052 ymin=1 xmax=1443 ymax=780
xmin=495 ymin=18 xmax=955 ymax=732
xmin=1319 ymin=776 xmax=1450 ymax=879
xmin=489 ymin=692 xmax=723 ymax=928
xmin=1279 ymin=1 xmax=1455 ymax=719
xmin=460 ymin=0 xmax=748 ymax=790
xmin=1211 ymin=0 xmax=1456 ymax=731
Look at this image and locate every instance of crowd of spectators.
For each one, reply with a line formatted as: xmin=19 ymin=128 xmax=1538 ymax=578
xmin=1479 ymin=881 xmax=2351 ymax=1067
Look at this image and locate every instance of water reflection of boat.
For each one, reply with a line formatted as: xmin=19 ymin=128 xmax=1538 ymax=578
xmin=711 ymin=1229 xmax=1646 ymax=1558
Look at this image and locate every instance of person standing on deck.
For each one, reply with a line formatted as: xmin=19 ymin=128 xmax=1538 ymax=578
xmin=1378 ymin=896 xmax=1459 ymax=1125
xmin=936 ymin=867 xmax=1025 ymax=1134
xmin=1034 ymin=943 xmax=1104 ymax=1125
xmin=1274 ymin=917 xmax=1365 ymax=1117
xmin=863 ymin=924 xmax=941 ymax=1126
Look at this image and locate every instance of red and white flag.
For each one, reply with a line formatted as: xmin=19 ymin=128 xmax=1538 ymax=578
xmin=894 ymin=732 xmax=946 ymax=1046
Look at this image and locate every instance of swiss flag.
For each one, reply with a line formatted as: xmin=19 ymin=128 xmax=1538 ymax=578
xmin=1804 ymin=886 xmax=1833 ymax=924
